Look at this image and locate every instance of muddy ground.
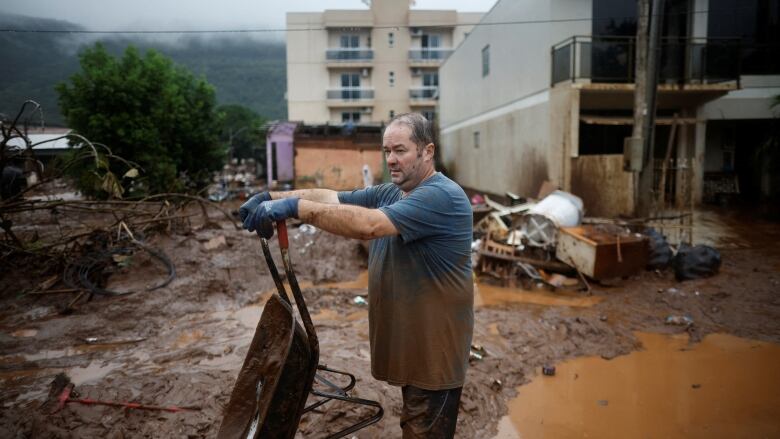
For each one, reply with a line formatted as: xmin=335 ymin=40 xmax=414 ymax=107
xmin=1 ymin=201 xmax=779 ymax=438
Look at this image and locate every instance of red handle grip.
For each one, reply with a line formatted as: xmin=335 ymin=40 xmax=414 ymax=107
xmin=276 ymin=220 xmax=288 ymax=249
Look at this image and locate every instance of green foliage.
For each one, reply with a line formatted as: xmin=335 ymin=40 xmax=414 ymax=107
xmin=218 ymin=104 xmax=266 ymax=159
xmin=56 ymin=43 xmax=225 ymax=196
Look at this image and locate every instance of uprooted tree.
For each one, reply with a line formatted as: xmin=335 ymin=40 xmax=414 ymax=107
xmin=56 ymin=43 xmax=225 ymax=197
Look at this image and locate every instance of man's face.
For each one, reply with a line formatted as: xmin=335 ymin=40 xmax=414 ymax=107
xmin=383 ymin=123 xmax=432 ymax=193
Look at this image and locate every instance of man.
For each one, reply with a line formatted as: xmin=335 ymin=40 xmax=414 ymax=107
xmin=240 ymin=113 xmax=473 ymax=438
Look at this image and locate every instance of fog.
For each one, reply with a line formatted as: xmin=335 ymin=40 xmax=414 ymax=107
xmin=0 ymin=0 xmax=493 ymax=34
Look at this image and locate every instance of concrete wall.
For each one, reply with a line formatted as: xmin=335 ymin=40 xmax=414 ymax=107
xmin=438 ymin=0 xmax=590 ymax=196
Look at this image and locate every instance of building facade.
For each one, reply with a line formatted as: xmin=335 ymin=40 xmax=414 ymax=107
xmin=439 ymin=0 xmax=780 ymax=217
xmin=286 ymin=0 xmax=482 ymax=125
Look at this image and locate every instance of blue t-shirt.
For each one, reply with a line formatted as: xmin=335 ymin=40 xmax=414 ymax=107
xmin=338 ymin=172 xmax=474 ymax=390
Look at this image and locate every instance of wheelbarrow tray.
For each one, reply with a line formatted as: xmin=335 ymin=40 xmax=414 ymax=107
xmin=217 ymin=294 xmax=313 ymax=439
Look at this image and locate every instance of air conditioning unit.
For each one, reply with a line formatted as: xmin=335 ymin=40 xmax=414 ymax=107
xmin=361 ymin=107 xmax=372 ymax=115
xmin=361 ymin=68 xmax=370 ymax=77
xmin=411 ymin=68 xmax=422 ymax=77
xmin=410 ymin=27 xmax=422 ymax=37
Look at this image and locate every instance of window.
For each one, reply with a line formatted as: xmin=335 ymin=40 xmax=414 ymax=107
xmin=482 ymin=45 xmax=490 ymax=77
xmin=388 ymin=32 xmax=395 ymax=47
xmin=474 ymin=131 xmax=480 ymax=149
xmin=708 ymin=0 xmax=780 ymax=74
xmin=341 ymin=73 xmax=360 ymax=99
xmin=422 ymin=72 xmax=439 ymax=87
xmin=389 ymin=110 xmax=395 ymax=119
xmin=389 ymin=71 xmax=395 ymax=87
xmin=422 ymin=110 xmax=436 ymax=122
xmin=422 ymin=72 xmax=438 ymax=98
xmin=421 ymin=34 xmax=441 ymax=59
xmin=340 ymin=34 xmax=359 ymax=48
xmin=342 ymin=112 xmax=361 ymax=123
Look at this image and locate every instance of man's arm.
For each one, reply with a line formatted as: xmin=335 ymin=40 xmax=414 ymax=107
xmin=298 ymin=200 xmax=397 ymax=240
xmin=270 ymin=188 xmax=339 ymax=204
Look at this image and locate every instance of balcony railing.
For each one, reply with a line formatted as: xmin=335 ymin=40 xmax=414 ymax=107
xmin=409 ymin=86 xmax=439 ymax=100
xmin=326 ymin=48 xmax=374 ymax=61
xmin=408 ymin=49 xmax=454 ymax=61
xmin=551 ymin=36 xmax=741 ymax=85
xmin=326 ymin=88 xmax=375 ymax=100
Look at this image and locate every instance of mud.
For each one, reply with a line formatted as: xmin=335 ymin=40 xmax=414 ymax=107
xmin=0 ymin=204 xmax=779 ymax=438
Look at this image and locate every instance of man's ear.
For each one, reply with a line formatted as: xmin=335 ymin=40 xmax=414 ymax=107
xmin=424 ymin=143 xmax=435 ymax=162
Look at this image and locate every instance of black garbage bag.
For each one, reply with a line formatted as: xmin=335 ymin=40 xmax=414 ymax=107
xmin=644 ymin=228 xmax=673 ymax=269
xmin=672 ymin=244 xmax=721 ymax=281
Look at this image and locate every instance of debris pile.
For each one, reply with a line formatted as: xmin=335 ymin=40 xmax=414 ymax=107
xmin=471 ymin=184 xmax=722 ymax=289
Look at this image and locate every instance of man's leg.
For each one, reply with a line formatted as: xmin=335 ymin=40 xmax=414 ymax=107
xmin=400 ymin=385 xmax=463 ymax=439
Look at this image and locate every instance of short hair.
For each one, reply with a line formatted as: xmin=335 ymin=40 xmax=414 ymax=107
xmin=387 ymin=112 xmax=434 ymax=152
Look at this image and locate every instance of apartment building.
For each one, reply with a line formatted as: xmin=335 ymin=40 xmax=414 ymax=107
xmin=439 ymin=0 xmax=779 ymax=217
xmin=286 ymin=0 xmax=482 ymax=125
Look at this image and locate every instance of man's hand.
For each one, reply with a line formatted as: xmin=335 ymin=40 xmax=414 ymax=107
xmin=242 ymin=197 xmax=299 ymax=239
xmin=239 ymin=192 xmax=272 ymax=224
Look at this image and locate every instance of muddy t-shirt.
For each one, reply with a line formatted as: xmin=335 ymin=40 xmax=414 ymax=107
xmin=338 ymin=172 xmax=474 ymax=390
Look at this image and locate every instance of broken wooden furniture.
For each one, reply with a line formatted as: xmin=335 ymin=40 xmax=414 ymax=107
xmin=478 ymin=234 xmax=573 ymax=287
xmin=555 ymin=225 xmax=648 ymax=280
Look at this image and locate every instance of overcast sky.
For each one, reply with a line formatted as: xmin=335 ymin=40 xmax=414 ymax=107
xmin=0 ymin=0 xmax=495 ymax=31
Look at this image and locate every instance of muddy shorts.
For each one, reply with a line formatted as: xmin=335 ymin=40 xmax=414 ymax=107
xmin=400 ymin=385 xmax=463 ymax=438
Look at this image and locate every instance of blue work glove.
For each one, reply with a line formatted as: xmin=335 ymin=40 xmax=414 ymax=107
xmin=242 ymin=197 xmax=300 ymax=239
xmin=239 ymin=192 xmax=272 ymax=224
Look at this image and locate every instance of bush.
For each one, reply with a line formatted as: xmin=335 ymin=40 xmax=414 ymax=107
xmin=56 ymin=43 xmax=225 ymax=197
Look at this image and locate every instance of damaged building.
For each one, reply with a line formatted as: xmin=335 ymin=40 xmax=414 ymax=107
xmin=265 ymin=121 xmax=384 ymax=190
xmin=438 ymin=0 xmax=780 ymax=218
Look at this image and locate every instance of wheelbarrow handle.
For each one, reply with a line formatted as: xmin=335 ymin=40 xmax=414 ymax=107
xmin=277 ymin=220 xmax=288 ymax=249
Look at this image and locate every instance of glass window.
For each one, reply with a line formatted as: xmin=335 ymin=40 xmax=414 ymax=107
xmin=389 ymin=71 xmax=395 ymax=87
xmin=388 ymin=32 xmax=395 ymax=47
xmin=340 ymin=35 xmax=359 ymax=48
xmin=592 ymin=0 xmax=637 ymax=37
xmin=341 ymin=73 xmax=361 ymax=99
xmin=389 ymin=110 xmax=395 ymax=119
xmin=422 ymin=110 xmax=436 ymax=122
xmin=473 ymin=131 xmax=480 ymax=149
xmin=423 ymin=72 xmax=439 ymax=87
xmin=342 ymin=112 xmax=361 ymax=122
xmin=482 ymin=45 xmax=490 ymax=77
xmin=708 ymin=0 xmax=780 ymax=75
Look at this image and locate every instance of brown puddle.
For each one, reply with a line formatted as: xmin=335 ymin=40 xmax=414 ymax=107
xmin=495 ymin=332 xmax=780 ymax=439
xmin=475 ymin=283 xmax=602 ymax=308
xmin=320 ymin=271 xmax=369 ymax=290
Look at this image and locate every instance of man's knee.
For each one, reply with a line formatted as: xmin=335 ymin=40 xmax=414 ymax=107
xmin=400 ymin=385 xmax=462 ymax=439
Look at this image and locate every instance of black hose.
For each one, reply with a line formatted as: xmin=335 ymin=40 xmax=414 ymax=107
xmin=63 ymin=241 xmax=175 ymax=296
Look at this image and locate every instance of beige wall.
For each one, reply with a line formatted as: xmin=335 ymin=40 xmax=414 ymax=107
xmin=440 ymin=100 xmax=552 ymax=197
xmin=286 ymin=1 xmax=481 ymax=125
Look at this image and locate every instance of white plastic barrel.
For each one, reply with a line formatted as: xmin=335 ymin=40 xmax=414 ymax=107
xmin=528 ymin=190 xmax=584 ymax=227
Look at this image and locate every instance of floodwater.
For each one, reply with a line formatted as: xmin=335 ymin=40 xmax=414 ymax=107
xmin=317 ymin=270 xmax=603 ymax=308
xmin=494 ymin=332 xmax=780 ymax=439
xmin=474 ymin=283 xmax=602 ymax=308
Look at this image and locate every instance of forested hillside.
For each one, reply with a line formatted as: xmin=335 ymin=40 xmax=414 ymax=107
xmin=0 ymin=13 xmax=287 ymax=126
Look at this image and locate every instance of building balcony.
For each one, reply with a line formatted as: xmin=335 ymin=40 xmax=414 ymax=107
xmin=409 ymin=86 xmax=438 ymax=106
xmin=551 ymin=35 xmax=741 ymax=86
xmin=408 ymin=49 xmax=453 ymax=66
xmin=551 ymin=36 xmax=742 ymax=111
xmin=325 ymin=48 xmax=374 ymax=68
xmin=326 ymin=88 xmax=375 ymax=107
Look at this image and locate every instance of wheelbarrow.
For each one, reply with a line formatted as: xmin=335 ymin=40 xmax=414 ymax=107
xmin=217 ymin=220 xmax=383 ymax=439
